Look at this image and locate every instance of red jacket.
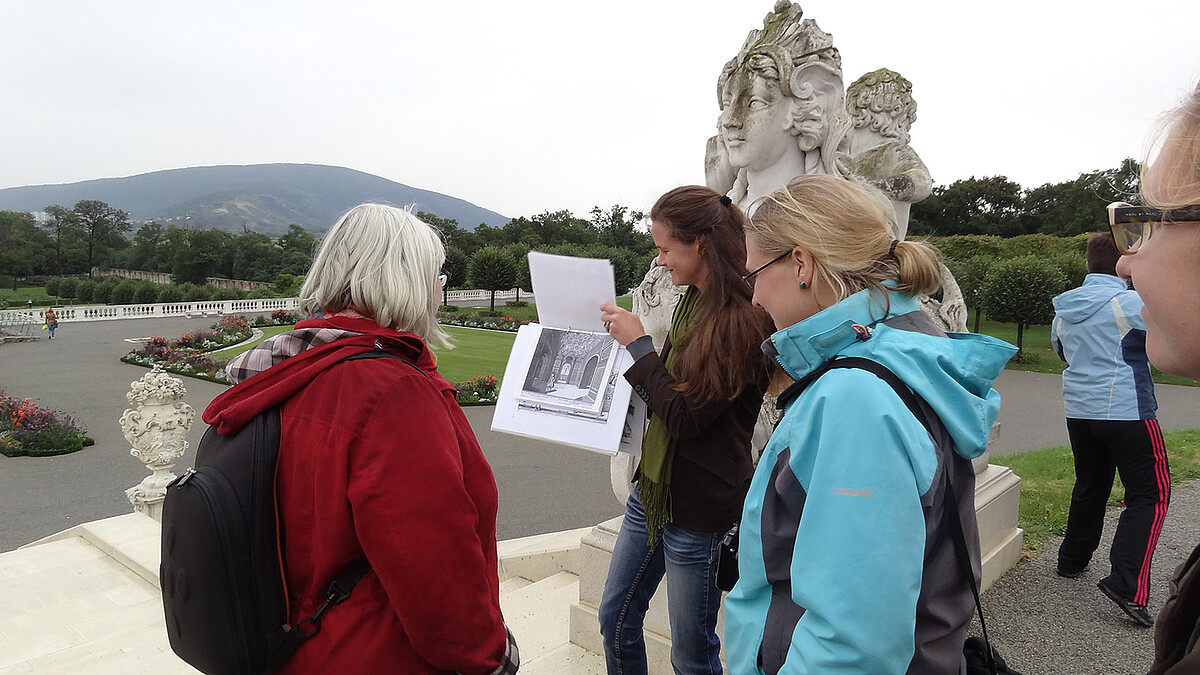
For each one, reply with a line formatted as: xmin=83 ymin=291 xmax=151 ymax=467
xmin=203 ymin=316 xmax=510 ymax=674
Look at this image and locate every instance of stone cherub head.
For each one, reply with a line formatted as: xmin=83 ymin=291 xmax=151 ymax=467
xmin=839 ymin=68 xmax=932 ymax=239
xmin=705 ymin=1 xmax=850 ymax=212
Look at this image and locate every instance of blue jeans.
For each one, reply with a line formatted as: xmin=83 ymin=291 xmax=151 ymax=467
xmin=598 ymin=489 xmax=723 ymax=675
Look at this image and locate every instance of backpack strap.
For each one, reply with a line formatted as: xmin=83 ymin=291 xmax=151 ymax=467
xmin=776 ymin=356 xmax=999 ymax=675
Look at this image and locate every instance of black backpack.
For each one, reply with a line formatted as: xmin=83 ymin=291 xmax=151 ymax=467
xmin=160 ymin=349 xmax=419 ymax=675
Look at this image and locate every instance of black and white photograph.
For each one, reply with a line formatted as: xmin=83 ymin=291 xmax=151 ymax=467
xmin=518 ymin=327 xmax=618 ymax=416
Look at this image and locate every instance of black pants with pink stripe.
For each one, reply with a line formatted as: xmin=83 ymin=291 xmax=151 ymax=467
xmin=1058 ymin=418 xmax=1170 ymax=605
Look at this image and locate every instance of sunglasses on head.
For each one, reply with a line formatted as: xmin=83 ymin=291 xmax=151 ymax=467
xmin=1107 ymin=201 xmax=1200 ymax=254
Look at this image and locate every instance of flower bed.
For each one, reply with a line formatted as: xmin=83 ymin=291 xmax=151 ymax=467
xmin=121 ymin=314 xmax=254 ymax=384
xmin=455 ymin=375 xmax=499 ymax=406
xmin=0 ymin=392 xmax=94 ymax=457
xmin=437 ymin=312 xmax=529 ymax=332
xmin=249 ymin=309 xmax=301 ymax=327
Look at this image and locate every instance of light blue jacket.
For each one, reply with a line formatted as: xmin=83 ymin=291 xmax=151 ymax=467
xmin=724 ymin=288 xmax=1016 ymax=675
xmin=1051 ymin=273 xmax=1156 ymax=420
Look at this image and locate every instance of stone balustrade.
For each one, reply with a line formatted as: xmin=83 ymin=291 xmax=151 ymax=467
xmin=0 ymin=289 xmax=528 ymax=325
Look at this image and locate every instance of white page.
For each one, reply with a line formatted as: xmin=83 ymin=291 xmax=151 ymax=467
xmin=528 ymin=251 xmax=614 ymax=332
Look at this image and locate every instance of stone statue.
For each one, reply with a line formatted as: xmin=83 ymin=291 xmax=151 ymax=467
xmin=120 ymin=365 xmax=195 ymax=520
xmin=630 ymin=260 xmax=686 ymax=351
xmin=838 ymin=68 xmax=932 ymax=241
xmin=705 ymin=0 xmax=850 ymax=213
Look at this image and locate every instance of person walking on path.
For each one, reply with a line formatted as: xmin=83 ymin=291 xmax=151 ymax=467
xmin=43 ymin=307 xmax=57 ymax=340
xmin=1052 ymin=232 xmax=1170 ymax=628
xmin=1113 ymin=77 xmax=1200 ymax=675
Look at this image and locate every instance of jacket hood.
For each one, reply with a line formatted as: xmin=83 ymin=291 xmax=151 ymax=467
xmin=1053 ymin=274 xmax=1131 ymax=324
xmin=767 ymin=288 xmax=1017 ymax=458
xmin=202 ymin=316 xmax=436 ymax=436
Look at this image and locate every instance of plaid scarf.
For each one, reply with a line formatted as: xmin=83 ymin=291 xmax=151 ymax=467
xmin=224 ymin=309 xmax=369 ymax=383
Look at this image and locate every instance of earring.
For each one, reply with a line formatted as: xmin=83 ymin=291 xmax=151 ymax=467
xmin=798 ymin=281 xmax=807 ymax=290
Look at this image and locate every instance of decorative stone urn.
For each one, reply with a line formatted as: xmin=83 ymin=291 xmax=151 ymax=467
xmin=120 ymin=365 xmax=196 ymax=521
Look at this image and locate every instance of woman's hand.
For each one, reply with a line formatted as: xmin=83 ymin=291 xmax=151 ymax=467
xmin=599 ymin=304 xmax=648 ymax=346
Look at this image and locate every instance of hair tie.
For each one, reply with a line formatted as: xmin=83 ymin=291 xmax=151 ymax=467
xmin=719 ymin=195 xmax=732 ymax=207
xmin=888 ymin=239 xmax=900 ymax=259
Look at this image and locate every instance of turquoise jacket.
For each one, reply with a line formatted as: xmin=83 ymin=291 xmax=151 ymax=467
xmin=724 ymin=288 xmax=1016 ymax=675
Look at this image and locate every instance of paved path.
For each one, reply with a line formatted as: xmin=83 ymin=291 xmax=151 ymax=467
xmin=0 ymin=317 xmax=620 ymax=552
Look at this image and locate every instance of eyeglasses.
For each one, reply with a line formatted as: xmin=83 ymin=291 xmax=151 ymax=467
xmin=742 ymin=250 xmax=791 ymax=289
xmin=1108 ymin=201 xmax=1200 ymax=254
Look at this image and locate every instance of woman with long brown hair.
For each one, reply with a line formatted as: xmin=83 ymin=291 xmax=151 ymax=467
xmin=598 ymin=185 xmax=770 ymax=674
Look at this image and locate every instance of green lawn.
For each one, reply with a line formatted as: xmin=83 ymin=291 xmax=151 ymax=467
xmin=0 ymin=286 xmax=55 ymax=307
xmin=211 ymin=325 xmax=294 ymax=359
xmin=434 ymin=326 xmax=517 ymax=385
xmin=997 ymin=428 xmax=1200 ymax=556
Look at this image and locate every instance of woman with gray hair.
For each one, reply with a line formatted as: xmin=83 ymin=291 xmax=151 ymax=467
xmin=204 ymin=203 xmax=519 ymax=674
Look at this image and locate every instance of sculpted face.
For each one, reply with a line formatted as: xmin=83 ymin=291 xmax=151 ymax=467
xmin=719 ymin=69 xmax=801 ymax=173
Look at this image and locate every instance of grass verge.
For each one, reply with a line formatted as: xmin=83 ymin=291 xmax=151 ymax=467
xmin=995 ymin=428 xmax=1200 ymax=557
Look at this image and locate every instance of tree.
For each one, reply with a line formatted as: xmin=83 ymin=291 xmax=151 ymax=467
xmin=443 ymin=246 xmax=469 ymax=291
xmin=72 ymin=200 xmax=130 ymax=277
xmin=591 ymin=205 xmax=650 ymax=252
xmin=910 ymin=176 xmax=1025 ymax=236
xmin=981 ymin=256 xmax=1068 ymax=354
xmin=41 ymin=205 xmax=84 ymax=276
xmin=126 ymin=222 xmax=165 ymax=271
xmin=468 ymin=246 xmax=519 ymax=312
xmin=945 ymin=255 xmax=993 ymax=333
xmin=0 ymin=211 xmax=50 ymax=288
xmin=277 ymin=223 xmax=317 ymax=257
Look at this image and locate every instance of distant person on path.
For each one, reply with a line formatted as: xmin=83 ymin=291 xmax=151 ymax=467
xmin=203 ymin=204 xmax=518 ymax=675
xmin=598 ymin=186 xmax=770 ymax=674
xmin=43 ymin=307 xmax=57 ymax=340
xmin=1052 ymin=232 xmax=1169 ymax=628
xmin=1112 ymin=78 xmax=1200 ymax=675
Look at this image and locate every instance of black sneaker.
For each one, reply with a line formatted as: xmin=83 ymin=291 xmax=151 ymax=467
xmin=1056 ymin=565 xmax=1089 ymax=578
xmin=1098 ymin=579 xmax=1154 ymax=627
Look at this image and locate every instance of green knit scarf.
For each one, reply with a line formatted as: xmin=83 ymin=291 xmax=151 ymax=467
xmin=638 ymin=286 xmax=703 ymax=548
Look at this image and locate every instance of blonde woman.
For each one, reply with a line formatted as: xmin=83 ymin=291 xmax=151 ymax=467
xmin=724 ymin=175 xmax=1016 ymax=674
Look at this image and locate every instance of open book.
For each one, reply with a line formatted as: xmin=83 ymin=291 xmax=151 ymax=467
xmin=490 ymin=252 xmax=645 ymax=456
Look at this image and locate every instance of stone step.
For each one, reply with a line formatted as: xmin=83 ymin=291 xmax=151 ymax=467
xmin=500 ymin=571 xmax=579 ymax=663
xmin=522 ymin=642 xmax=606 ymax=675
xmin=499 ymin=575 xmax=533 ymax=596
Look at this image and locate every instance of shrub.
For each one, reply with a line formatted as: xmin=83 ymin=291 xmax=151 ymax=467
xmin=57 ymin=278 xmax=79 ymax=300
xmin=44 ymin=278 xmax=60 ymax=297
xmin=110 ymin=279 xmax=137 ymax=304
xmin=133 ymin=281 xmax=160 ymax=304
xmin=505 ymin=300 xmax=529 ymax=308
xmin=982 ymin=256 xmax=1069 ymax=354
xmin=75 ymin=280 xmax=97 ymax=303
xmin=93 ymin=280 xmax=115 ymax=303
xmin=157 ymin=284 xmax=185 ymax=304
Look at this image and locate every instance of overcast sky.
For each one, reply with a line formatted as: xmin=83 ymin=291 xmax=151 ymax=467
xmin=3 ymin=1 xmax=1198 ymax=222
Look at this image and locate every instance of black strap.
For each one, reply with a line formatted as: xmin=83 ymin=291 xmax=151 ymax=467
xmin=783 ymin=357 xmax=998 ymax=675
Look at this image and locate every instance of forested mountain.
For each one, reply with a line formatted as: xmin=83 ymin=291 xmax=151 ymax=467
xmin=0 ymin=164 xmax=508 ymax=235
